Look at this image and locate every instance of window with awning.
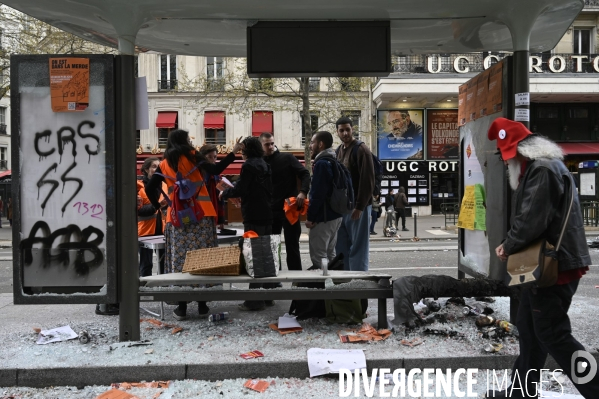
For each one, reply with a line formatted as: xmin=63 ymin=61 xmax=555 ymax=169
xmin=204 ymin=111 xmax=226 ymax=144
xmin=252 ymin=111 xmax=273 ymax=136
xmin=204 ymin=111 xmax=225 ymax=130
xmin=558 ymin=142 xmax=599 ymax=155
xmin=156 ymin=111 xmax=178 ymax=128
xmin=156 ymin=112 xmax=178 ymax=149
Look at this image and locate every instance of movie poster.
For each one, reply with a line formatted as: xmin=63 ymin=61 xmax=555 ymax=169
xmin=377 ymin=109 xmax=424 ymax=160
xmin=426 ymin=109 xmax=459 ymax=159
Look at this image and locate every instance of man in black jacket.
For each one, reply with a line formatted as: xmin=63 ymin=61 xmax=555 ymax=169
xmin=260 ymin=133 xmax=310 ymax=271
xmin=488 ymin=118 xmax=598 ymax=398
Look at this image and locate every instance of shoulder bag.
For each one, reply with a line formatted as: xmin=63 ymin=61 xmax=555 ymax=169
xmin=505 ymin=177 xmax=574 ymax=288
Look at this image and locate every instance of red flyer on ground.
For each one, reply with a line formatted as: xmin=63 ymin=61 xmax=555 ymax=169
xmin=243 ymin=379 xmax=270 ymax=392
xmin=240 ymin=350 xmax=264 ymax=359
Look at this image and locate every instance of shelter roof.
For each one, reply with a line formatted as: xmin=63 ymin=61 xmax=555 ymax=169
xmin=1 ymin=0 xmax=584 ymax=56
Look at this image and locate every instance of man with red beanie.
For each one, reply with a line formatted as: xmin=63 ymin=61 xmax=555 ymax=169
xmin=487 ymin=117 xmax=597 ymax=398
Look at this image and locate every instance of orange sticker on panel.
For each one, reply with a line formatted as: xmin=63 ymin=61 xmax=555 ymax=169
xmin=49 ymin=58 xmax=90 ymax=112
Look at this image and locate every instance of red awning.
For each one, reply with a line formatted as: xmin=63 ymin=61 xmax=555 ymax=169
xmin=204 ymin=111 xmax=225 ymax=129
xmin=0 ymin=170 xmax=10 ymax=178
xmin=252 ymin=111 xmax=273 ymax=136
xmin=558 ymin=142 xmax=599 ymax=155
xmin=222 ymin=159 xmax=304 ymax=175
xmin=155 ymin=112 xmax=178 ymax=128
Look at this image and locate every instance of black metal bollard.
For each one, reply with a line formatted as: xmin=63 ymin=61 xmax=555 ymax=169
xmin=413 ymin=212 xmax=417 ymax=238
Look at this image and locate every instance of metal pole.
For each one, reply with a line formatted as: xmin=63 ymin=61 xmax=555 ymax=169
xmin=512 ymin=50 xmax=530 ymax=129
xmin=116 ymin=54 xmax=140 ymax=341
xmin=413 ymin=213 xmax=417 ymax=238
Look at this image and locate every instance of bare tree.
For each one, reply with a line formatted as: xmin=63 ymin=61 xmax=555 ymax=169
xmin=0 ymin=5 xmax=117 ymax=100
xmin=177 ymin=58 xmax=372 ymax=171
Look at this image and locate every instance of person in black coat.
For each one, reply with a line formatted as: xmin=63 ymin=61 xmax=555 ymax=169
xmin=259 ymin=133 xmax=310 ymax=271
xmin=221 ymin=137 xmax=274 ymax=312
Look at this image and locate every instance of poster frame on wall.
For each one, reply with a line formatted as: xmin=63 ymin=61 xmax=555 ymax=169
xmin=425 ymin=108 xmax=459 ymax=160
xmin=376 ymin=108 xmax=425 ymax=161
xmin=11 ymin=54 xmax=117 ymax=304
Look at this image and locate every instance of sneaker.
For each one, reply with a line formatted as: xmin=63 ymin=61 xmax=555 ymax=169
xmin=197 ymin=302 xmax=210 ymax=315
xmin=370 ymin=231 xmax=377 ymax=235
xmin=265 ymin=300 xmax=275 ymax=307
xmin=402 ymin=227 xmax=409 ymax=231
xmin=173 ymin=306 xmax=188 ymax=320
xmin=238 ymin=303 xmax=266 ymax=311
xmin=95 ymin=304 xmax=119 ymax=316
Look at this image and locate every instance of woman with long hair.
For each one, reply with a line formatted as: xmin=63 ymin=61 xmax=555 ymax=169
xmin=147 ymin=129 xmax=242 ymax=320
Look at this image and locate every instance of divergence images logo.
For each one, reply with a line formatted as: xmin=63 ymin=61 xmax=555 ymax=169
xmin=571 ymin=350 xmax=597 ymax=385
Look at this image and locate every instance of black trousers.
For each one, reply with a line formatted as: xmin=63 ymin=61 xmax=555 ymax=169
xmin=272 ymin=216 xmax=302 ymax=270
xmin=139 ymin=244 xmax=165 ymax=277
xmin=506 ymin=279 xmax=599 ymax=398
xmin=395 ymin=208 xmax=406 ymax=229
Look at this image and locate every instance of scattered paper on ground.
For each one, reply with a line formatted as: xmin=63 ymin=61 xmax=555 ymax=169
xmin=269 ymin=323 xmax=303 ymax=335
xmin=140 ymin=318 xmax=182 ymax=334
xmin=243 ymin=379 xmax=269 ymax=393
xmin=240 ymin=350 xmax=264 ymax=359
xmin=36 ymin=325 xmax=78 ymax=345
xmin=278 ymin=313 xmax=301 ymax=329
xmin=338 ymin=323 xmax=392 ymax=343
xmin=95 ymin=389 xmax=140 ymax=399
xmin=307 ymin=348 xmax=366 ymax=377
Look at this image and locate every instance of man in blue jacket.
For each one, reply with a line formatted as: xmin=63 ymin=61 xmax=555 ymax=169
xmin=306 ymin=131 xmax=343 ymax=269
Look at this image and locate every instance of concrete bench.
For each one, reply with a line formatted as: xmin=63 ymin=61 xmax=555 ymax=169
xmin=139 ymin=270 xmax=393 ymax=328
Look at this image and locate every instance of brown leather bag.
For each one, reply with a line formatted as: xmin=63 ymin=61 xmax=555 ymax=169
xmin=505 ymin=179 xmax=574 ymax=288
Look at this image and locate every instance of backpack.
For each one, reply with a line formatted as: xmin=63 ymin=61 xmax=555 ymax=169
xmin=317 ymin=154 xmax=354 ymax=215
xmin=336 ymin=140 xmax=383 ymax=197
xmin=158 ymin=166 xmax=205 ymax=228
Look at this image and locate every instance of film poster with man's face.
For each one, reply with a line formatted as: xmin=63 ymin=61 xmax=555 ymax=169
xmin=377 ymin=109 xmax=424 ymax=160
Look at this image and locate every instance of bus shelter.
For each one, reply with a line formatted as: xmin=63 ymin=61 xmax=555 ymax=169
xmin=4 ymin=0 xmax=584 ymax=341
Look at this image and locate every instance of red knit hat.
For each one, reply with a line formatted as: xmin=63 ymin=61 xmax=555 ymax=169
xmin=487 ymin=117 xmax=532 ymax=160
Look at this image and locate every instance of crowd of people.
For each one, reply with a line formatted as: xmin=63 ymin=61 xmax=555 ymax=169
xmin=129 ymin=116 xmax=377 ymax=319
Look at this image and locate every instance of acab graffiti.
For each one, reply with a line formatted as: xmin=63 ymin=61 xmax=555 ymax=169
xmin=20 ymin=221 xmax=104 ymax=276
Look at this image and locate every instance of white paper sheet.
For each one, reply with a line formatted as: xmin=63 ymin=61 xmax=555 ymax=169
xmin=278 ymin=313 xmax=301 ymax=329
xmin=307 ymin=348 xmax=366 ymax=377
xmin=36 ymin=325 xmax=78 ymax=345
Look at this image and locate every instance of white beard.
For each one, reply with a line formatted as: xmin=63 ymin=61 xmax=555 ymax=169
xmin=506 ymin=158 xmax=521 ymax=191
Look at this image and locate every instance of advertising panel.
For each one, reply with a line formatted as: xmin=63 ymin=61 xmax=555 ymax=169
xmin=12 ymin=54 xmax=117 ymax=303
xmin=377 ymin=109 xmax=424 ymax=160
xmin=426 ymin=109 xmax=459 ymax=159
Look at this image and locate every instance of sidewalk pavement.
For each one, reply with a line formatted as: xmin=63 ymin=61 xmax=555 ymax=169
xmin=1 ymin=292 xmax=598 ymax=389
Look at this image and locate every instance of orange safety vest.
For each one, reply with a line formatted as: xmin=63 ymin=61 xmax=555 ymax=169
xmin=137 ymin=180 xmax=168 ymax=236
xmin=159 ymin=154 xmax=217 ymax=224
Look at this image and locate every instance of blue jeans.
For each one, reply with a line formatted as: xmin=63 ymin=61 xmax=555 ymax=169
xmin=335 ymin=205 xmax=371 ymax=271
xmin=369 ymin=209 xmax=378 ymax=232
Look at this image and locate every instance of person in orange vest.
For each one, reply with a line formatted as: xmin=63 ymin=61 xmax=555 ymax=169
xmin=138 ymin=157 xmax=167 ymax=277
xmin=199 ymin=144 xmax=227 ymax=232
xmin=146 ymin=130 xmax=242 ymax=320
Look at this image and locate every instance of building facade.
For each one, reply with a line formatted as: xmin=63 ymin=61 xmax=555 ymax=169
xmin=372 ymin=2 xmax=599 ymax=216
xmin=136 ymin=54 xmax=373 ymax=170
